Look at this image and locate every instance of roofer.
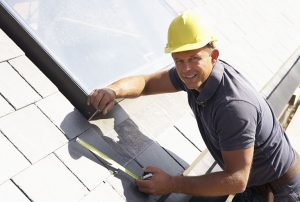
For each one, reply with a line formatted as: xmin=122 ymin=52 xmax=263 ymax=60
xmin=87 ymin=11 xmax=300 ymax=201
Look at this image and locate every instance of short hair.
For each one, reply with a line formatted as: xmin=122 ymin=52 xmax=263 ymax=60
xmin=205 ymin=41 xmax=216 ymax=49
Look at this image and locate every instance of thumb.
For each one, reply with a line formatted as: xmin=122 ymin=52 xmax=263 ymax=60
xmin=103 ymin=101 xmax=114 ymax=115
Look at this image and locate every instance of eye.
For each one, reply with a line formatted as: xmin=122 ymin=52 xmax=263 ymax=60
xmin=175 ymin=60 xmax=184 ymax=65
xmin=191 ymin=56 xmax=201 ymax=63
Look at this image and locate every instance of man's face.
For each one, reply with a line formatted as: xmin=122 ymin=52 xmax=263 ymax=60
xmin=172 ymin=47 xmax=217 ymax=91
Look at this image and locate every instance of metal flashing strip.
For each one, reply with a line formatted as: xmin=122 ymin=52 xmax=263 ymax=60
xmin=261 ymin=47 xmax=300 ymax=117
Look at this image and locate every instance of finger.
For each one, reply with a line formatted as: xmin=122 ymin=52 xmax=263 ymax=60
xmin=87 ymin=89 xmax=96 ymax=106
xmin=103 ymin=101 xmax=114 ymax=115
xmin=138 ymin=187 xmax=152 ymax=194
xmin=136 ymin=179 xmax=147 ymax=187
xmin=136 ymin=180 xmax=152 ymax=193
xmin=90 ymin=90 xmax=102 ymax=109
xmin=96 ymin=91 xmax=110 ymax=111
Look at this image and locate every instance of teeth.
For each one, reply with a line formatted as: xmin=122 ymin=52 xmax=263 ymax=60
xmin=185 ymin=74 xmax=196 ymax=79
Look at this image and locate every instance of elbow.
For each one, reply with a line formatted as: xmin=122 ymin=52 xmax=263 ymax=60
xmin=235 ymin=180 xmax=247 ymax=193
xmin=232 ymin=175 xmax=248 ymax=193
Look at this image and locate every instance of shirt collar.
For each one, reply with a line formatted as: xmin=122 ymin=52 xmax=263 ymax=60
xmin=195 ymin=60 xmax=224 ymax=105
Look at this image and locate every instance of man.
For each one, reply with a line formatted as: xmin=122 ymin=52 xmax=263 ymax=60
xmin=87 ymin=12 xmax=300 ymax=201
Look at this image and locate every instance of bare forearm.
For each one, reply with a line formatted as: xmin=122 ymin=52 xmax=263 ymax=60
xmin=172 ymin=171 xmax=247 ymax=196
xmin=107 ymin=75 xmax=147 ymax=98
xmin=107 ymin=70 xmax=178 ymax=98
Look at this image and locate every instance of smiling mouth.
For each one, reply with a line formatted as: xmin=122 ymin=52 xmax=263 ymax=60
xmin=184 ymin=74 xmax=197 ymax=80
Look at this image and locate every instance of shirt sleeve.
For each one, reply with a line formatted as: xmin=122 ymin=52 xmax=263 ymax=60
xmin=215 ymin=100 xmax=258 ymax=151
xmin=168 ymin=67 xmax=186 ymax=91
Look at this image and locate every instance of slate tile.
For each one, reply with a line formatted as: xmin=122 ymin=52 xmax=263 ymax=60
xmin=0 ymin=29 xmax=23 ymax=62
xmin=100 ymin=118 xmax=154 ymax=161
xmin=136 ymin=142 xmax=184 ymax=176
xmin=89 ymin=103 xmax=129 ymax=134
xmin=37 ymin=92 xmax=91 ymax=139
xmin=0 ymin=95 xmax=14 ymax=117
xmin=154 ymin=92 xmax=192 ymax=122
xmin=55 ymin=139 xmax=111 ymax=190
xmin=13 ymin=154 xmax=88 ymax=202
xmin=76 ymin=127 xmax=133 ymax=168
xmin=174 ymin=114 xmax=206 ymax=151
xmin=129 ymin=102 xmax=174 ymax=139
xmin=9 ymin=56 xmax=57 ymax=97
xmin=156 ymin=127 xmax=200 ymax=169
xmin=124 ymin=159 xmax=145 ymax=179
xmin=0 ymin=132 xmax=30 ymax=184
xmin=79 ymin=182 xmax=125 ymax=202
xmin=118 ymin=95 xmax=157 ymax=116
xmin=119 ymin=95 xmax=173 ymax=137
xmin=0 ymin=180 xmax=30 ymax=202
xmin=0 ymin=104 xmax=67 ymax=163
xmin=0 ymin=62 xmax=41 ymax=109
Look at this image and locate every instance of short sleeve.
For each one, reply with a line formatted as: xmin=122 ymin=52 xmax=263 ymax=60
xmin=168 ymin=67 xmax=186 ymax=91
xmin=215 ymin=100 xmax=258 ymax=151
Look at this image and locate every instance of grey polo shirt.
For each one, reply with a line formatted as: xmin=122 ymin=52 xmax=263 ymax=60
xmin=169 ymin=59 xmax=295 ymax=187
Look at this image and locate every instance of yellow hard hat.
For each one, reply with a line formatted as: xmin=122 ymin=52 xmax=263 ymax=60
xmin=165 ymin=11 xmax=217 ymax=53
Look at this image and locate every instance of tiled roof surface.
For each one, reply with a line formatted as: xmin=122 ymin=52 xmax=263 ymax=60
xmin=1 ymin=1 xmax=300 ymax=201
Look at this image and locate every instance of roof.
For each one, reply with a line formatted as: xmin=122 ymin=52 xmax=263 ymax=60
xmin=0 ymin=1 xmax=300 ymax=201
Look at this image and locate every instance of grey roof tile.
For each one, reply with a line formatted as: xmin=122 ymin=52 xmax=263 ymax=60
xmin=174 ymin=114 xmax=206 ymax=151
xmin=0 ymin=95 xmax=14 ymax=118
xmin=79 ymin=182 xmax=125 ymax=202
xmin=118 ymin=95 xmax=174 ymax=137
xmin=0 ymin=132 xmax=30 ymax=185
xmin=103 ymin=118 xmax=154 ymax=161
xmin=127 ymin=102 xmax=174 ymax=139
xmin=89 ymin=103 xmax=130 ymax=134
xmin=13 ymin=154 xmax=88 ymax=202
xmin=0 ymin=104 xmax=67 ymax=163
xmin=154 ymin=92 xmax=192 ymax=122
xmin=37 ymin=92 xmax=91 ymax=139
xmin=156 ymin=127 xmax=200 ymax=169
xmin=136 ymin=142 xmax=184 ymax=176
xmin=55 ymin=139 xmax=111 ymax=190
xmin=77 ymin=127 xmax=131 ymax=167
xmin=9 ymin=56 xmax=58 ymax=98
xmin=0 ymin=180 xmax=30 ymax=202
xmin=0 ymin=29 xmax=24 ymax=62
xmin=0 ymin=62 xmax=41 ymax=109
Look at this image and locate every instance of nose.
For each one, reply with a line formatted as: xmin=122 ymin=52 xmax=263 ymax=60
xmin=181 ymin=60 xmax=192 ymax=72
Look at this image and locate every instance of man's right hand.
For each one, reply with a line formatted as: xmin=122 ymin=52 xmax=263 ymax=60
xmin=87 ymin=88 xmax=116 ymax=115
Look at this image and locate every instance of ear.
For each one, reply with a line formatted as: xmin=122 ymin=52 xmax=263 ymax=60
xmin=211 ymin=49 xmax=219 ymax=64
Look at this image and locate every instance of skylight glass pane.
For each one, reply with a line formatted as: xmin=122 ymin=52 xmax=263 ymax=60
xmin=2 ymin=0 xmax=174 ymax=93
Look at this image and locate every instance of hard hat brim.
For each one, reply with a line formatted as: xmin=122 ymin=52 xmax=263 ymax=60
xmin=165 ymin=38 xmax=217 ymax=53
